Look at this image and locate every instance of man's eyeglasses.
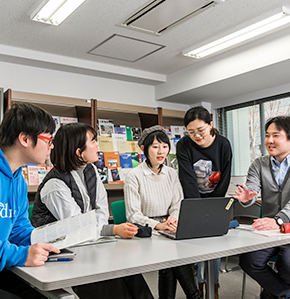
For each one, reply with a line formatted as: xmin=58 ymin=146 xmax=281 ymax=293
xmin=187 ymin=125 xmax=209 ymax=137
xmin=37 ymin=135 xmax=54 ymax=146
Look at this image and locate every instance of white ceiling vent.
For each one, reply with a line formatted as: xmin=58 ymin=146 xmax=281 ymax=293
xmin=120 ymin=0 xmax=225 ymax=35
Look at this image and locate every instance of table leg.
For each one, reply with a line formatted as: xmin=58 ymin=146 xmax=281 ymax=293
xmin=205 ymin=260 xmax=215 ymax=299
xmin=33 ymin=288 xmax=75 ymax=299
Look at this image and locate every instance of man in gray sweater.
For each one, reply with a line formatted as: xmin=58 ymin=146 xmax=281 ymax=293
xmin=234 ymin=116 xmax=290 ymax=299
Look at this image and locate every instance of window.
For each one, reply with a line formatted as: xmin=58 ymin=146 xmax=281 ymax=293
xmin=217 ymin=93 xmax=290 ymax=176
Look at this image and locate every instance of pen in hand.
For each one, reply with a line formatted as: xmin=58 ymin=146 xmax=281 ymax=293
xmin=47 ymin=258 xmax=72 ymax=262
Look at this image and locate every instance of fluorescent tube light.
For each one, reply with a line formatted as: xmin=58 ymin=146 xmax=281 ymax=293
xmin=183 ymin=7 xmax=290 ymax=59
xmin=31 ymin=0 xmax=86 ymax=26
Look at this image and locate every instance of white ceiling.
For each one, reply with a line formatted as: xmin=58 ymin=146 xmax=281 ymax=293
xmin=0 ymin=0 xmax=290 ymax=106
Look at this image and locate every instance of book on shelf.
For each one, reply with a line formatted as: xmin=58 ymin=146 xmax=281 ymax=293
xmin=98 ymin=119 xmax=114 ymax=136
xmin=119 ymin=168 xmax=131 ymax=182
xmin=114 ymin=126 xmax=126 ymax=135
xmin=112 ymin=133 xmax=127 ymax=151
xmin=21 ymin=166 xmax=28 ymax=184
xmin=169 ymin=153 xmax=178 ymax=170
xmin=126 ymin=126 xmax=133 ymax=141
xmin=170 ymin=126 xmax=186 ymax=138
xmin=103 ymin=151 xmax=120 ymax=168
xmin=27 ymin=165 xmax=46 ymax=185
xmin=139 ymin=153 xmax=146 ymax=162
xmin=131 ymin=127 xmax=142 ymax=140
xmin=60 ymin=117 xmax=78 ymax=125
xmin=97 ymin=151 xmax=105 ymax=167
xmin=119 ymin=153 xmax=133 ymax=168
xmin=52 ymin=116 xmax=61 ymax=135
xmin=108 ymin=167 xmax=124 ymax=184
xmin=163 ymin=126 xmax=172 ymax=138
xmin=128 ymin=141 xmax=139 ymax=153
xmin=131 ymin=153 xmax=140 ymax=168
xmin=38 ymin=169 xmax=49 ymax=184
xmin=169 ymin=138 xmax=181 ymax=155
xmin=98 ymin=136 xmax=114 ymax=152
xmin=117 ymin=140 xmax=130 ymax=153
xmin=97 ymin=167 xmax=108 ymax=184
xmin=31 ymin=210 xmax=99 ymax=250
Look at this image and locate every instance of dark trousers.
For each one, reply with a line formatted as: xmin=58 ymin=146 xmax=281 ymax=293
xmin=0 ymin=269 xmax=46 ymax=299
xmin=73 ymin=273 xmax=153 ymax=299
xmin=158 ymin=264 xmax=200 ymax=299
xmin=239 ymin=246 xmax=290 ymax=298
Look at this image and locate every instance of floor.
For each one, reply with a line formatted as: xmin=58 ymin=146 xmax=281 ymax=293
xmin=66 ymin=255 xmax=261 ymax=298
xmin=143 ymin=256 xmax=261 ymax=299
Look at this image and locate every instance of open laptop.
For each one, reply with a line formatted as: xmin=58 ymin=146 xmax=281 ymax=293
xmin=158 ymin=197 xmax=233 ymax=240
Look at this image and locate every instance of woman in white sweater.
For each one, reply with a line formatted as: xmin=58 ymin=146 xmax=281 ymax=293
xmin=124 ymin=125 xmax=201 ymax=299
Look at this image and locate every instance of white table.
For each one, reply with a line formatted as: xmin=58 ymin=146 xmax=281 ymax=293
xmin=11 ymin=229 xmax=290 ymax=299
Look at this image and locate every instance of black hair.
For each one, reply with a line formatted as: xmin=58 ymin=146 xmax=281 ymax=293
xmin=183 ymin=106 xmax=218 ymax=137
xmin=265 ymin=116 xmax=290 ymax=140
xmin=50 ymin=123 xmax=98 ymax=172
xmin=0 ymin=102 xmax=55 ymax=147
xmin=143 ymin=130 xmax=170 ymax=169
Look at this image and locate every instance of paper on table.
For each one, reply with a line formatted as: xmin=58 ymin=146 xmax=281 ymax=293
xmin=236 ymin=224 xmax=285 ymax=237
xmin=31 ymin=210 xmax=99 ymax=249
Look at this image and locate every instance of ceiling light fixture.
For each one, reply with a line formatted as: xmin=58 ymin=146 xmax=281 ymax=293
xmin=183 ymin=6 xmax=290 ymax=59
xmin=31 ymin=0 xmax=86 ymax=26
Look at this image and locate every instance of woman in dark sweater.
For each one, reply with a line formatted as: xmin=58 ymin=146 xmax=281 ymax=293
xmin=176 ymin=106 xmax=232 ymax=299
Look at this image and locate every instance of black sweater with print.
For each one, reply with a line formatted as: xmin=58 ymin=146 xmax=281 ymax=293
xmin=176 ymin=133 xmax=232 ymax=199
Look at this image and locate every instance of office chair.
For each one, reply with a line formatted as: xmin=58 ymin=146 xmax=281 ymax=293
xmin=28 ymin=204 xmax=34 ymax=221
xmin=111 ymin=200 xmax=127 ymax=224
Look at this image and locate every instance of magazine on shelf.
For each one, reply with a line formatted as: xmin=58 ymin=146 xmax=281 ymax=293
xmin=119 ymin=153 xmax=133 ymax=168
xmin=131 ymin=127 xmax=142 ymax=140
xmin=114 ymin=126 xmax=126 ymax=135
xmin=97 ymin=167 xmax=108 ymax=184
xmin=98 ymin=136 xmax=114 ymax=152
xmin=31 ymin=210 xmax=99 ymax=250
xmin=97 ymin=151 xmax=105 ymax=167
xmin=103 ymin=151 xmax=120 ymax=167
xmin=117 ymin=140 xmax=130 ymax=153
xmin=98 ymin=119 xmax=114 ymax=136
xmin=112 ymin=133 xmax=127 ymax=151
xmin=60 ymin=117 xmax=78 ymax=125
xmin=108 ymin=167 xmax=124 ymax=184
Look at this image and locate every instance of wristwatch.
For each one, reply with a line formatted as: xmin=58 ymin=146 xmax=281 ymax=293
xmin=274 ymin=216 xmax=284 ymax=227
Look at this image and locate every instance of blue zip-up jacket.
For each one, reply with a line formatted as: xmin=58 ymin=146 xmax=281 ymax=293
xmin=0 ymin=148 xmax=34 ymax=271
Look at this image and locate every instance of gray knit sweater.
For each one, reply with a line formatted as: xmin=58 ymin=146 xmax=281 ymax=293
xmin=245 ymin=155 xmax=290 ymax=222
xmin=124 ymin=162 xmax=184 ymax=229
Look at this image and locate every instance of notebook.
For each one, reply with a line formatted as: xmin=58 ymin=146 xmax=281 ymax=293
xmin=158 ymin=197 xmax=233 ymax=240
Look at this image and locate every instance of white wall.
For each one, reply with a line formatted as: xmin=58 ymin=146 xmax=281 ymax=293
xmin=0 ymin=60 xmax=189 ymax=111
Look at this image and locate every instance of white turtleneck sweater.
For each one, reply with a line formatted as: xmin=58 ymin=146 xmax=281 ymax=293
xmin=124 ymin=161 xmax=183 ymax=229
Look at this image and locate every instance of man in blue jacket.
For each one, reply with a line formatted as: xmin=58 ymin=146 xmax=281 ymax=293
xmin=0 ymin=103 xmax=60 ymax=298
